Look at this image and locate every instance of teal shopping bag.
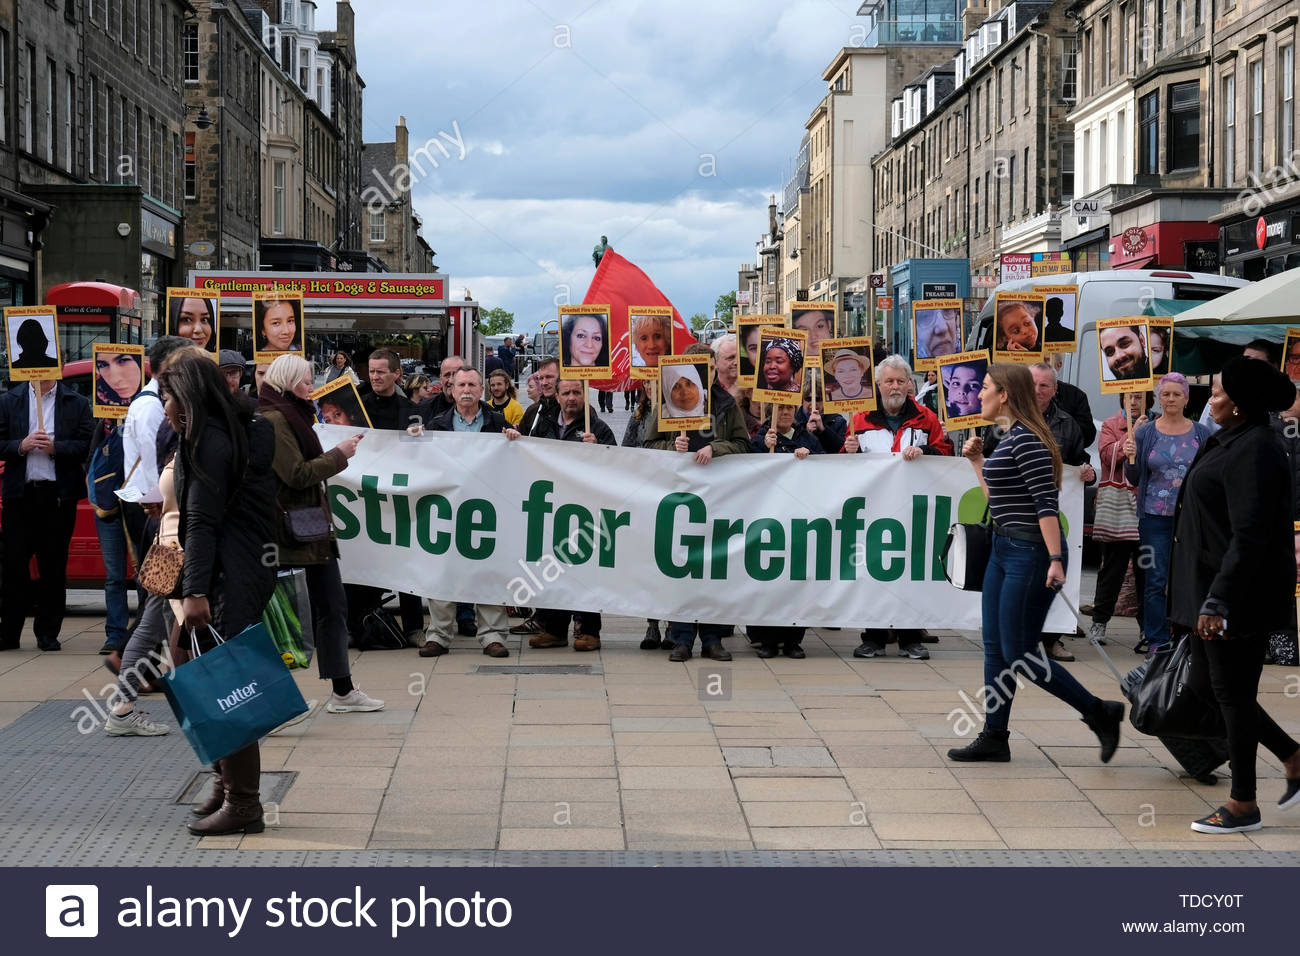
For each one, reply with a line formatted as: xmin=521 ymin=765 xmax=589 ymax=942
xmin=162 ymin=622 xmax=308 ymax=764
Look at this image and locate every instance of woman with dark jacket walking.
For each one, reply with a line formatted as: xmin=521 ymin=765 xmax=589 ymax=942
xmin=159 ymin=355 xmax=278 ymax=836
xmin=644 ymin=343 xmax=750 ymax=661
xmin=1170 ymin=357 xmax=1300 ymax=834
xmin=949 ymin=363 xmax=1124 ymax=764
xmin=259 ymin=355 xmax=384 ymax=715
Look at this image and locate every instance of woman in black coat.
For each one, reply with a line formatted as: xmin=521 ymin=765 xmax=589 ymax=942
xmin=160 ymin=354 xmax=278 ymax=836
xmin=1170 ymin=357 xmax=1300 ymax=834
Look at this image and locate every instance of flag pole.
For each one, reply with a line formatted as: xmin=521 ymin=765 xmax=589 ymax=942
xmin=584 ymin=381 xmax=590 ymax=435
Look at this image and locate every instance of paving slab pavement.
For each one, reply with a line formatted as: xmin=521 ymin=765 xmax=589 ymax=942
xmin=4 ymin=575 xmax=1300 ymax=866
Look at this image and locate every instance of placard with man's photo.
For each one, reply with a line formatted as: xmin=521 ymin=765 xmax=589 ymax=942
xmin=992 ymin=291 xmax=1045 ymax=365
xmin=252 ymin=291 xmax=305 ymax=363
xmin=310 ymin=376 xmax=372 ymax=428
xmin=628 ymin=306 xmax=675 ymax=380
xmin=911 ymin=299 xmax=963 ymax=372
xmin=1035 ymin=284 xmax=1078 ymax=355
xmin=789 ymin=302 xmax=836 ymax=368
xmin=819 ymin=336 xmax=875 ymax=415
xmin=1096 ymin=317 xmax=1154 ymax=394
xmin=4 ymin=305 xmax=61 ymax=381
xmin=557 ymin=304 xmax=612 ymax=380
xmin=657 ymin=354 xmax=712 ymax=432
xmin=92 ymin=343 xmax=145 ymax=419
xmin=936 ymin=350 xmax=992 ymax=431
xmin=165 ymin=287 xmax=220 ymax=355
xmin=752 ymin=326 xmax=808 ymax=407
xmin=736 ymin=315 xmax=786 ymax=389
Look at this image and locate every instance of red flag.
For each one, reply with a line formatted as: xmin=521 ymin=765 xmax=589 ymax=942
xmin=580 ymin=249 xmax=697 ymax=391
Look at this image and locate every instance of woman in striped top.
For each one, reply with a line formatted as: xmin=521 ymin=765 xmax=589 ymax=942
xmin=948 ymin=364 xmax=1125 ymax=763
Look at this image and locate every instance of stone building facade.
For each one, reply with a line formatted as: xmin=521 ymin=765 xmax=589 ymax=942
xmin=873 ymin=1 xmax=1076 ymax=281
xmin=1211 ymin=0 xmax=1300 ymax=279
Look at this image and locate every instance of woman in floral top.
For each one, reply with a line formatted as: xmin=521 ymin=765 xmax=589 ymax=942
xmin=1124 ymin=372 xmax=1212 ymax=653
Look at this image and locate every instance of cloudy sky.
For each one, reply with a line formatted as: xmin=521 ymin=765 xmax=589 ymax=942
xmin=319 ymin=0 xmax=865 ymax=330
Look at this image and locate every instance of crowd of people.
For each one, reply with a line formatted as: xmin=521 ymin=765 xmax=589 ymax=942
xmin=1 ymin=322 xmax=1298 ymax=839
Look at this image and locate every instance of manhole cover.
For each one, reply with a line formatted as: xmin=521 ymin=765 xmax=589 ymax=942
xmin=474 ymin=665 xmax=600 ymax=675
xmin=176 ymin=770 xmax=297 ymax=806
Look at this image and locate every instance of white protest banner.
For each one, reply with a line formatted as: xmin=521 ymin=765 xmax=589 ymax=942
xmin=321 ymin=428 xmax=1084 ymax=631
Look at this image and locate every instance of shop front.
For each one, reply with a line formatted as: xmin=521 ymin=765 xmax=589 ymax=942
xmin=0 ymin=186 xmax=50 ymax=308
xmin=27 ymin=185 xmax=180 ymax=341
xmin=1107 ymin=189 xmax=1236 ymax=271
xmin=187 ymin=270 xmax=463 ymax=365
xmin=1218 ymin=202 xmax=1300 ymax=281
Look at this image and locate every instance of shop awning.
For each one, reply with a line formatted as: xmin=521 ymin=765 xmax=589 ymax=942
xmin=1173 ymin=269 xmax=1300 ymax=326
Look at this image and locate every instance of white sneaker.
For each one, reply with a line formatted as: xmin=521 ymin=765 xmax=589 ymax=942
xmin=105 ymin=709 xmax=170 ymax=736
xmin=267 ymin=699 xmax=317 ymax=735
xmin=326 ymin=687 xmax=385 ymax=713
xmin=1087 ymin=622 xmax=1108 ymax=645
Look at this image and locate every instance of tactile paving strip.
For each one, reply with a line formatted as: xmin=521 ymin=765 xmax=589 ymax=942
xmin=6 ymin=701 xmax=1300 ymax=867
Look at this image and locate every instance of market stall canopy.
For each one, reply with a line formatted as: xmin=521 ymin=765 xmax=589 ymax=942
xmin=1173 ymin=269 xmax=1300 ymax=326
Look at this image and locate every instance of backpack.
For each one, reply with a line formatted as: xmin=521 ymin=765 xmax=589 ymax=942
xmin=86 ymin=391 xmax=161 ymax=519
xmin=357 ymin=607 xmax=409 ymax=651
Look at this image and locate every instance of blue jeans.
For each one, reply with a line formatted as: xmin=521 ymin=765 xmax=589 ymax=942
xmin=95 ymin=514 xmax=129 ymax=650
xmin=1138 ymin=512 xmax=1174 ymax=649
xmin=981 ymin=534 xmax=1098 ymax=732
xmin=668 ymin=622 xmax=728 ymax=649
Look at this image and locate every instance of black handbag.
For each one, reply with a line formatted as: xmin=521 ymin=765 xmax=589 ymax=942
xmin=1125 ymin=637 xmax=1225 ymax=740
xmin=281 ymin=491 xmax=333 ymax=544
xmin=941 ymin=507 xmax=992 ymax=591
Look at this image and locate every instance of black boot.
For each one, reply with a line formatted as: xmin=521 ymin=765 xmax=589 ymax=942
xmin=188 ymin=744 xmax=264 ymax=835
xmin=190 ymin=762 xmax=224 ymax=817
xmin=947 ymin=729 xmax=1011 ymax=762
xmin=1082 ymin=699 xmax=1125 ymax=764
xmin=640 ymin=621 xmax=662 ymax=650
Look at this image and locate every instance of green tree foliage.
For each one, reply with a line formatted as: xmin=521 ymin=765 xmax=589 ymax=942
xmin=714 ymin=291 xmax=737 ymax=323
xmin=479 ymin=307 xmax=515 ymax=336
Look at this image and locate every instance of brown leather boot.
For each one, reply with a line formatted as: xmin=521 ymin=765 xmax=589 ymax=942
xmin=187 ymin=745 xmax=264 ymax=835
xmin=190 ymin=762 xmax=224 ymax=817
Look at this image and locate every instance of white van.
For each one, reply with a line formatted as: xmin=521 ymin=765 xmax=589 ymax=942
xmin=966 ymin=269 xmax=1249 ymax=446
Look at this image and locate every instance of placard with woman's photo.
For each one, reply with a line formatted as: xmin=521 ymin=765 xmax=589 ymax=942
xmin=628 ymin=306 xmax=674 ymax=380
xmin=92 ymin=343 xmax=145 ymax=419
xmin=752 ymin=327 xmax=808 ymax=406
xmin=252 ymin=290 xmax=305 ymax=363
xmin=911 ymin=299 xmax=962 ymax=372
xmin=657 ymin=354 xmax=712 ymax=432
xmin=310 ymin=376 xmax=372 ymax=428
xmin=789 ymin=302 xmax=836 ymax=368
xmin=4 ymin=305 xmax=61 ymax=381
xmin=557 ymin=304 xmax=612 ymax=380
xmin=165 ymin=288 xmax=220 ymax=355
xmin=736 ymin=315 xmax=786 ymax=389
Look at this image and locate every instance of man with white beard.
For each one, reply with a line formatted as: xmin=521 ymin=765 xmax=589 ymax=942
xmin=843 ymin=354 xmax=953 ymax=660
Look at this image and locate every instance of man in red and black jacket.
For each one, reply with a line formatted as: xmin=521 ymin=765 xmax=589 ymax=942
xmin=842 ymin=354 xmax=952 ymax=660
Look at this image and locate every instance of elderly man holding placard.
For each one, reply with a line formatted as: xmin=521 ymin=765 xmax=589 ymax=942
xmin=842 ymin=353 xmax=952 ymax=660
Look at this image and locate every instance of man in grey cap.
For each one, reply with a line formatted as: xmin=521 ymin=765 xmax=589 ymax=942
xmin=218 ymin=350 xmax=245 ymax=395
